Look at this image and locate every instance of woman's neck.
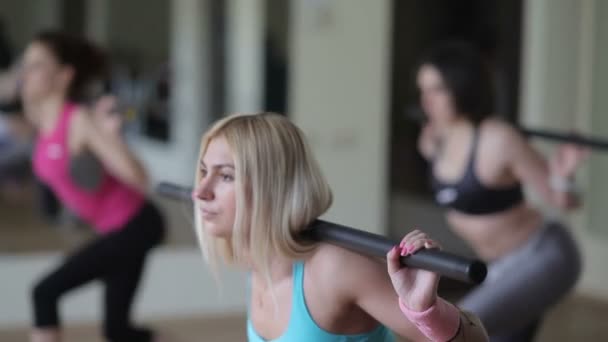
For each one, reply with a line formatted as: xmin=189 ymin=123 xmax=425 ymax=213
xmin=251 ymin=255 xmax=294 ymax=285
xmin=435 ymin=117 xmax=473 ymax=156
xmin=434 ymin=115 xmax=468 ymax=137
xmin=27 ymin=95 xmax=66 ymax=133
xmin=444 ymin=116 xmax=472 ymax=136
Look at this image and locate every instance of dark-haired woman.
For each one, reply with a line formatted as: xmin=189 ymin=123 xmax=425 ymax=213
xmin=23 ymin=31 xmax=165 ymax=342
xmin=416 ymin=41 xmax=585 ymax=342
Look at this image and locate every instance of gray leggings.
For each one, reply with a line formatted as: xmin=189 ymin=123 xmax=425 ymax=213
xmin=458 ymin=221 xmax=581 ymax=341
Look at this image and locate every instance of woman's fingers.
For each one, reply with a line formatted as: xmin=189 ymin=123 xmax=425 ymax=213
xmin=387 ymin=245 xmax=402 ymax=275
xmin=395 ymin=229 xmax=441 ymax=257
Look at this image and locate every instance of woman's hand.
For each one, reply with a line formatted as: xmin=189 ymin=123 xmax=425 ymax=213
xmin=387 ymin=230 xmax=441 ymax=312
xmin=92 ymin=95 xmax=123 ymax=136
xmin=0 ymin=61 xmax=22 ymax=102
xmin=549 ymin=143 xmax=589 ymax=179
xmin=548 ymin=143 xmax=589 ymax=209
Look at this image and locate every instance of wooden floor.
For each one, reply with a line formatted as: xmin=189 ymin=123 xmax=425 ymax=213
xmin=0 ymin=314 xmax=246 ymax=342
xmin=1 ymin=295 xmax=607 ymax=341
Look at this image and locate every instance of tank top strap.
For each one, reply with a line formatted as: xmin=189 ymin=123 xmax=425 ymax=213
xmin=292 ymin=261 xmax=305 ymax=308
xmin=56 ymin=102 xmax=77 ymax=138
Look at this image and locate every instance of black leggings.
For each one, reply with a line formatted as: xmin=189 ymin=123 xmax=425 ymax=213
xmin=31 ymin=201 xmax=165 ymax=342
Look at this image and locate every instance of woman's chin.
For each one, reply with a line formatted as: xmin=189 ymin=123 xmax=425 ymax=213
xmin=204 ymin=221 xmax=231 ymax=238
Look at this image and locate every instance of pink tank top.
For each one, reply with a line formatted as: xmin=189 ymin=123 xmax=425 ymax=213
xmin=32 ymin=103 xmax=144 ymax=234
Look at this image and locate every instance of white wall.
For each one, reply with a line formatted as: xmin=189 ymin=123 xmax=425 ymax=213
xmin=586 ymin=0 xmax=608 ymax=239
xmin=579 ymin=0 xmax=608 ymax=300
xmin=225 ymin=0 xmax=265 ymax=114
xmin=520 ymin=0 xmax=608 ymax=300
xmin=130 ymin=0 xmax=212 ymax=187
xmin=289 ymin=0 xmax=392 ymax=235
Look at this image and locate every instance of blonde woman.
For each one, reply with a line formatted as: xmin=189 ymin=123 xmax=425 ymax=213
xmin=192 ymin=113 xmax=488 ymax=341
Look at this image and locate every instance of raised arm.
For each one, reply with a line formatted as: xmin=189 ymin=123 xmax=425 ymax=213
xmin=71 ymin=105 xmax=148 ymax=193
xmin=496 ymin=121 xmax=586 ymax=210
xmin=346 ymin=230 xmax=488 ymax=341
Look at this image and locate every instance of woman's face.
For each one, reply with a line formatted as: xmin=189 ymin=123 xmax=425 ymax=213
xmin=194 ymin=136 xmax=237 ymax=239
xmin=416 ymin=64 xmax=458 ymax=127
xmin=21 ymin=42 xmax=71 ymax=104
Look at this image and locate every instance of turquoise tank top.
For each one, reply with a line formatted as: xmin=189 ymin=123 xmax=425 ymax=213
xmin=247 ymin=261 xmax=395 ymax=341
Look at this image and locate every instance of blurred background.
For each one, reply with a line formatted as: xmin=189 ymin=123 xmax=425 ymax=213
xmin=0 ymin=0 xmax=607 ymax=340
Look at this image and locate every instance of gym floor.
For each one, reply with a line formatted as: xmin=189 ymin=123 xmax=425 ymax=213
xmin=0 ymin=295 xmax=606 ymax=341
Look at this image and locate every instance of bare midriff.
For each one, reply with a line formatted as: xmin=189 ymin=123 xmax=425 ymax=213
xmin=447 ymin=203 xmax=543 ymax=261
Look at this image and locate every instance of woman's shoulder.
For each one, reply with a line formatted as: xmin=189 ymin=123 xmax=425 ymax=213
xmin=311 ymin=242 xmax=385 ymax=267
xmin=482 ymin=116 xmax=522 ymax=132
xmin=70 ymin=103 xmax=89 ymax=117
xmin=480 ymin=116 xmax=525 ymax=144
xmin=307 ymin=242 xmax=388 ymax=292
xmin=68 ymin=105 xmax=94 ymax=131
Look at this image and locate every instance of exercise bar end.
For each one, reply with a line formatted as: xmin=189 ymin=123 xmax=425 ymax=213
xmin=468 ymin=260 xmax=487 ymax=284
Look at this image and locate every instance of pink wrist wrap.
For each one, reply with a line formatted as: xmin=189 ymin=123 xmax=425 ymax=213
xmin=399 ymin=297 xmax=460 ymax=341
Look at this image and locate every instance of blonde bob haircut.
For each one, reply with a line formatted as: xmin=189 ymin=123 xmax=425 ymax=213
xmin=194 ymin=113 xmax=333 ymax=278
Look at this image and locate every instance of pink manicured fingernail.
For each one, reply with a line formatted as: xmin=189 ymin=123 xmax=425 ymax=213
xmin=399 ymin=241 xmax=405 ymax=248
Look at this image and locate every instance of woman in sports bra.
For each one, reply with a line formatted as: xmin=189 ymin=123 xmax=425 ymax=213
xmin=416 ymin=41 xmax=585 ymax=341
xmin=23 ymin=31 xmax=166 ymax=342
xmin=192 ymin=113 xmax=489 ymax=341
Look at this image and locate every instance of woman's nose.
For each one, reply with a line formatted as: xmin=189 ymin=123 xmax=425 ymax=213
xmin=194 ymin=178 xmax=214 ymax=201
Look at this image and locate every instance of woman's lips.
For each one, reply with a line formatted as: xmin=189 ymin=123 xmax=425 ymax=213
xmin=200 ymin=208 xmax=217 ymax=219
